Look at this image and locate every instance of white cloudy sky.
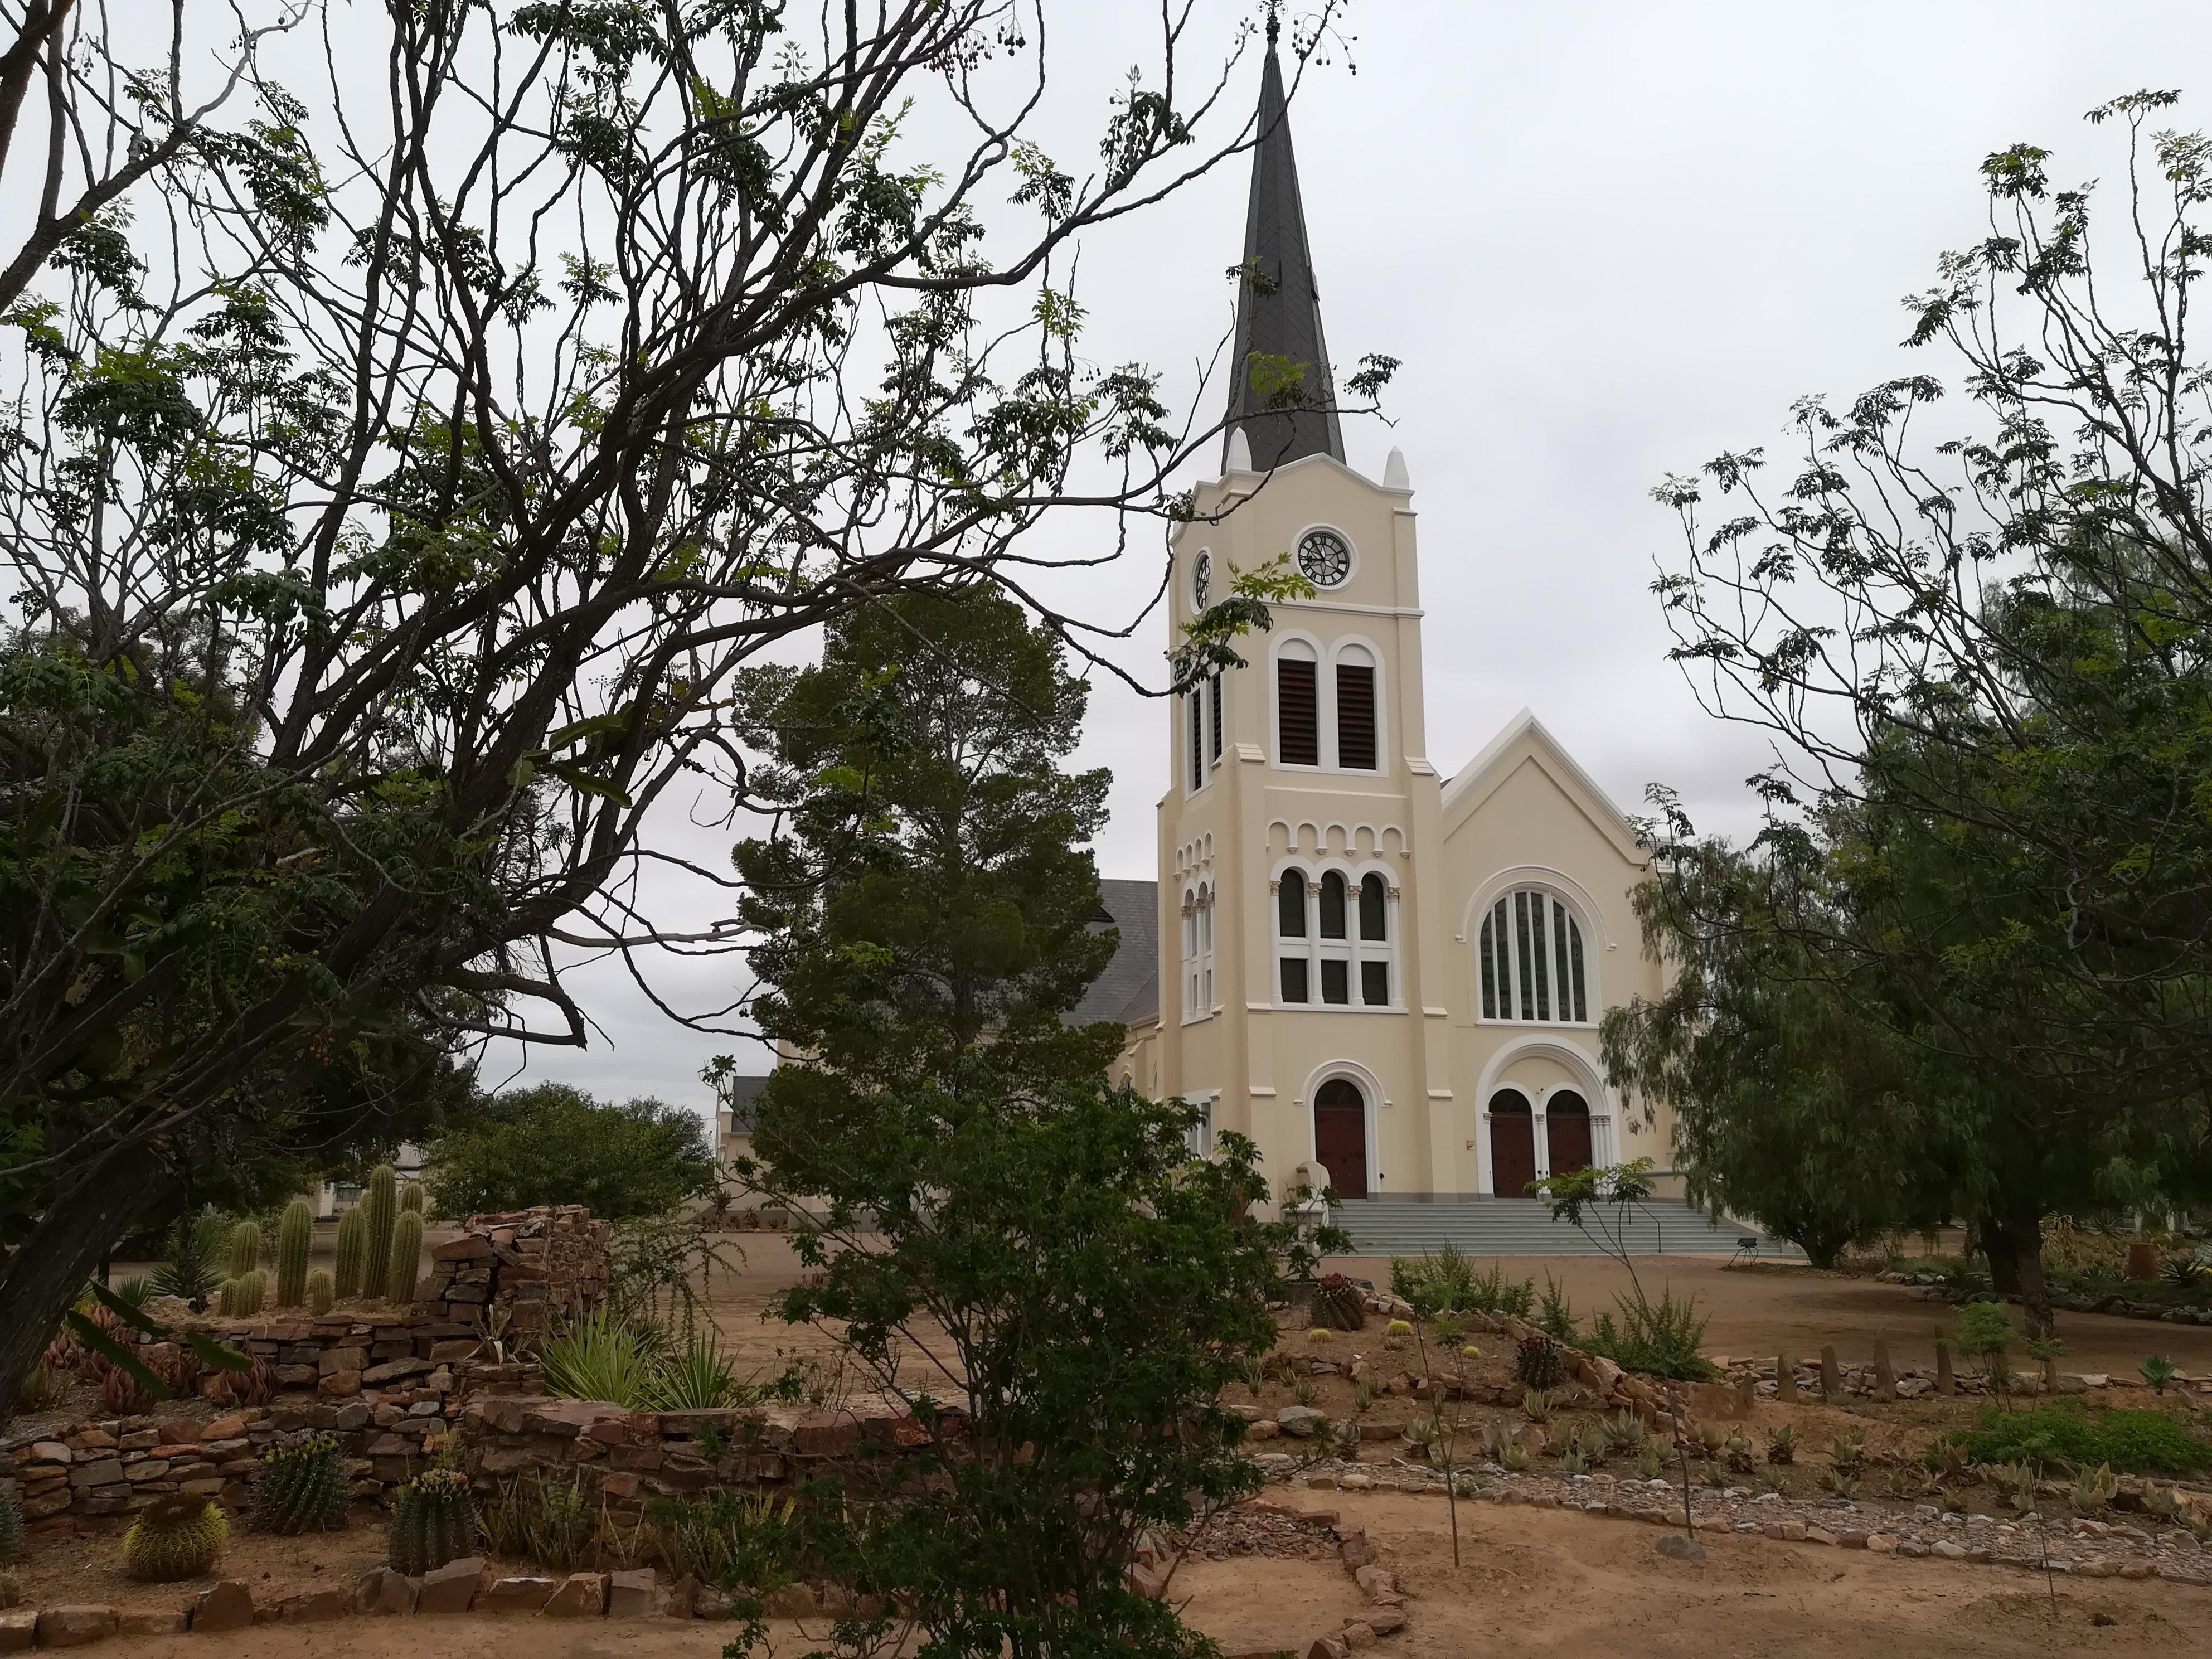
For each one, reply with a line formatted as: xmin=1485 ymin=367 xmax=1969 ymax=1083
xmin=483 ymin=0 xmax=2212 ymax=1107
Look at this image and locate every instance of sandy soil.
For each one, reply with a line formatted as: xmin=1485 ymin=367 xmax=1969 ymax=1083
xmin=89 ymin=1488 xmax=2212 ymax=1659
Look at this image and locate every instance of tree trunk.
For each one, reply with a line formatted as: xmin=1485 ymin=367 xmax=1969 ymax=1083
xmin=1983 ymin=1206 xmax=2054 ymax=1337
xmin=0 ymin=1151 xmax=171 ymax=1421
xmin=1981 ymin=1212 xmax=2020 ymax=1296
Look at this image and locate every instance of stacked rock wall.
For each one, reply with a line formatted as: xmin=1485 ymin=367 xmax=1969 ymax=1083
xmin=416 ymin=1204 xmax=609 ymax=1335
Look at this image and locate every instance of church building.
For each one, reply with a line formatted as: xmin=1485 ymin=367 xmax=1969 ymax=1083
xmin=1089 ymin=27 xmax=1680 ymax=1216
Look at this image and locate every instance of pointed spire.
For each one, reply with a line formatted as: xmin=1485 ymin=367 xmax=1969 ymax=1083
xmin=1223 ymin=19 xmax=1343 ymax=472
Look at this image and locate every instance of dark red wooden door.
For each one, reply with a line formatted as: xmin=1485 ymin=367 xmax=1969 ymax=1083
xmin=1545 ymin=1091 xmax=1593 ymax=1177
xmin=1313 ymin=1079 xmax=1369 ymax=1199
xmin=1489 ymin=1090 xmax=1536 ymax=1197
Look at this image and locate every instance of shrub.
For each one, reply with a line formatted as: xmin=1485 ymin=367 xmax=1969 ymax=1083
xmin=1535 ymin=1272 xmax=1578 ymax=1343
xmin=425 ymin=1086 xmax=718 ymax=1223
xmin=652 ymin=1492 xmax=800 ymax=1592
xmin=2141 ymin=1355 xmax=2179 ymax=1395
xmin=1943 ymin=1404 xmax=2212 ymax=1476
xmin=1580 ymin=1287 xmax=1715 ymax=1382
xmin=253 ymin=1435 xmax=348 ymax=1535
xmin=540 ymin=1310 xmax=667 ymax=1410
xmin=483 ymin=1469 xmax=595 ymax=1571
xmin=121 ymin=1495 xmax=229 ymax=1582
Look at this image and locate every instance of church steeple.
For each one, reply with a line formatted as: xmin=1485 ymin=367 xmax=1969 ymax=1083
xmin=1223 ymin=13 xmax=1343 ymax=472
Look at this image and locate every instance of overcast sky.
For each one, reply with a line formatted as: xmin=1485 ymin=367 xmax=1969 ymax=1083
xmin=484 ymin=0 xmax=2212 ymax=1109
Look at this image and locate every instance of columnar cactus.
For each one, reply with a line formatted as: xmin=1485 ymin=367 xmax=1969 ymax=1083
xmin=307 ymin=1269 xmax=336 ymax=1314
xmin=387 ymin=1469 xmax=478 ymax=1575
xmin=334 ymin=1204 xmax=368 ymax=1301
xmin=400 ymin=1181 xmax=426 ymax=1216
xmin=359 ymin=1165 xmax=397 ymax=1300
xmin=226 ymin=1219 xmax=263 ymax=1279
xmin=120 ymin=1495 xmax=229 ymax=1582
xmin=252 ymin=1435 xmax=349 ymax=1534
xmin=216 ymin=1272 xmax=264 ymax=1320
xmin=275 ymin=1199 xmax=314 ymax=1308
xmin=0 ymin=1486 xmax=21 ymax=1564
xmin=386 ymin=1210 xmax=425 ymax=1306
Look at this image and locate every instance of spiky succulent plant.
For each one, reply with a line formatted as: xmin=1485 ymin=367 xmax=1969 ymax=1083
xmin=253 ymin=1435 xmax=349 ymax=1535
xmin=387 ymin=1469 xmax=478 ymax=1575
xmin=120 ymin=1494 xmax=229 ymax=1582
xmin=307 ymin=1269 xmax=336 ymax=1314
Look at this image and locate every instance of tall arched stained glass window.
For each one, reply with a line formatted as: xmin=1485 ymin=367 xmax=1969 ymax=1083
xmin=1477 ymin=890 xmax=1589 ymax=1024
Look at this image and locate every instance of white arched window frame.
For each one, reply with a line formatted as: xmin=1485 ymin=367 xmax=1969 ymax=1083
xmin=1268 ymin=630 xmax=1389 ymax=776
xmin=1476 ymin=887 xmax=1593 ymax=1026
xmin=1270 ymin=858 xmax=1400 ymax=1011
xmin=1181 ymin=883 xmax=1215 ymax=1022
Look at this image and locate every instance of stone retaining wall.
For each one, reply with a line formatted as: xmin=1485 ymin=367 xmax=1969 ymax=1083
xmin=417 ymin=1205 xmax=609 ymax=1335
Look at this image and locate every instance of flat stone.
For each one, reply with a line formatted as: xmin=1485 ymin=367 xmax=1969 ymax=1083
xmin=1932 ymin=1540 xmax=1970 ymax=1560
xmin=118 ymin=1611 xmax=186 ymax=1636
xmin=763 ymin=1582 xmax=818 ymax=1618
xmin=27 ymin=1441 xmax=70 ymax=1464
xmin=1657 ymin=1534 xmax=1706 ymax=1562
xmin=1365 ymin=1609 xmax=1406 ymax=1636
xmin=607 ymin=1568 xmax=659 ymax=1618
xmin=0 ymin=1611 xmax=35 ymax=1653
xmin=1806 ymin=1526 xmax=1839 ymax=1546
xmin=66 ymin=1459 xmax=125 ymax=1488
xmin=356 ymin=1566 xmax=417 ymax=1615
xmin=1307 ymin=1639 xmax=1350 ymax=1659
xmin=418 ymin=1555 xmax=487 ymax=1614
xmin=1866 ymin=1534 xmax=1899 ymax=1554
xmin=201 ymin=1414 xmax=247 ymax=1440
xmin=279 ymin=1587 xmax=348 ymax=1623
xmin=1275 ymin=1405 xmax=1326 ymax=1438
xmin=1342 ymin=1624 xmax=1377 ymax=1649
xmin=1778 ymin=1521 xmax=1807 ymax=1541
xmin=192 ymin=1581 xmax=256 ymax=1631
xmin=484 ymin=1576 xmax=559 ymax=1614
xmin=544 ymin=1573 xmax=608 ymax=1617
xmin=35 ymin=1607 xmax=119 ymax=1648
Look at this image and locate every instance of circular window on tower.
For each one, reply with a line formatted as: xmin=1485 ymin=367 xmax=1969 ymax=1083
xmin=1192 ymin=549 xmax=1211 ymax=610
xmin=1295 ymin=527 xmax=1353 ymax=588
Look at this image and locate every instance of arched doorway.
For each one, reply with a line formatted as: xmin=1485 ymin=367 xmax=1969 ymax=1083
xmin=1545 ymin=1089 xmax=1593 ymax=1178
xmin=1312 ymin=1079 xmax=1369 ymax=1200
xmin=1488 ymin=1089 xmax=1536 ymax=1198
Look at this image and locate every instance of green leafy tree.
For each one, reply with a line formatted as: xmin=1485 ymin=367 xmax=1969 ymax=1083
xmin=724 ymin=582 xmax=1336 ymax=1654
xmin=0 ymin=1 xmax=1380 ymax=1416
xmin=1645 ymin=90 xmax=2212 ymax=1321
xmin=423 ymin=1086 xmax=715 ymax=1224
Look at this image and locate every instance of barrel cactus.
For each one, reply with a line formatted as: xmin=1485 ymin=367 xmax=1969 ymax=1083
xmin=225 ymin=1219 xmax=263 ymax=1279
xmin=359 ymin=1165 xmax=397 ymax=1299
xmin=386 ymin=1210 xmax=425 ymax=1306
xmin=334 ymin=1204 xmax=368 ymax=1301
xmin=120 ymin=1494 xmax=229 ymax=1582
xmin=1312 ymin=1271 xmax=1367 ymax=1331
xmin=275 ymin=1199 xmax=314 ymax=1308
xmin=387 ymin=1469 xmax=478 ymax=1575
xmin=253 ymin=1435 xmax=348 ymax=1534
xmin=307 ymin=1268 xmax=336 ymax=1314
xmin=216 ymin=1272 xmax=264 ymax=1320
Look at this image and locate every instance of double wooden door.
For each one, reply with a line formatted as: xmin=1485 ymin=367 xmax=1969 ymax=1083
xmin=1313 ymin=1079 xmax=1369 ymax=1200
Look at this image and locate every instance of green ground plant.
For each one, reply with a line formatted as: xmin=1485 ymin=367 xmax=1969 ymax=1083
xmin=1943 ymin=1403 xmax=2212 ymax=1476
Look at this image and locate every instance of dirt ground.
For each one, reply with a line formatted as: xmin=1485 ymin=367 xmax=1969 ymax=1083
xmin=91 ymin=1488 xmax=2212 ymax=1658
xmin=700 ymin=1235 xmax=2212 ymax=1381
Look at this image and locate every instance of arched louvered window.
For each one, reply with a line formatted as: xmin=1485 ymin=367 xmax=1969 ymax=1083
xmin=1358 ymin=874 xmax=1386 ymax=940
xmin=1276 ymin=640 xmax=1319 ymax=766
xmin=1335 ymin=643 xmax=1376 ymax=770
xmin=1278 ymin=867 xmax=1307 ymax=937
xmin=1277 ymin=864 xmax=1395 ymax=1011
xmin=1477 ymin=889 xmax=1590 ymax=1023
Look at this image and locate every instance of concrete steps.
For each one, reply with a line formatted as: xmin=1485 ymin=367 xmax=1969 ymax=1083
xmin=1327 ymin=1197 xmax=1807 ymax=1260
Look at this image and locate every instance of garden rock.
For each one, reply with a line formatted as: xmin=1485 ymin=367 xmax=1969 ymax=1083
xmin=545 ymin=1574 xmax=608 ymax=1617
xmin=763 ymin=1582 xmax=819 ymax=1618
xmin=118 ymin=1611 xmax=186 ymax=1636
xmin=356 ymin=1567 xmax=417 ymax=1615
xmin=1365 ymin=1609 xmax=1407 ymax=1636
xmin=419 ymin=1555 xmax=487 ymax=1614
xmin=1276 ymin=1406 xmax=1326 ymax=1438
xmin=1307 ymin=1638 xmax=1349 ymax=1659
xmin=279 ymin=1587 xmax=350 ymax=1623
xmin=0 ymin=1611 xmax=35 ymax=1654
xmin=484 ymin=1576 xmax=558 ymax=1613
xmin=607 ymin=1568 xmax=661 ymax=1618
xmin=192 ymin=1581 xmax=256 ymax=1631
xmin=35 ymin=1607 xmax=119 ymax=1648
xmin=1656 ymin=1535 xmax=1706 ymax=1563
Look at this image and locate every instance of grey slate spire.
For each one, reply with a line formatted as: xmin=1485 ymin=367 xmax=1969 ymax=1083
xmin=1223 ymin=14 xmax=1343 ymax=471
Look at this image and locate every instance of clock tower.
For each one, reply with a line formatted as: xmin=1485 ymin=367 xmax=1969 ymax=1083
xmin=1143 ymin=19 xmax=1456 ymax=1213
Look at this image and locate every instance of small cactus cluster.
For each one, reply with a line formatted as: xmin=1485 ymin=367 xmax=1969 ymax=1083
xmin=1514 ymin=1334 xmax=1567 ymax=1393
xmin=387 ymin=1469 xmax=478 ymax=1575
xmin=0 ymin=1485 xmax=22 ymax=1563
xmin=216 ymin=1272 xmax=264 ymax=1319
xmin=275 ymin=1199 xmax=314 ymax=1308
xmin=387 ymin=1210 xmax=424 ymax=1306
xmin=1311 ymin=1271 xmax=1367 ymax=1332
xmin=120 ymin=1494 xmax=229 ymax=1582
xmin=335 ymin=1205 xmax=368 ymax=1301
xmin=253 ymin=1435 xmax=349 ymax=1535
xmin=360 ymin=1165 xmax=397 ymax=1301
xmin=226 ymin=1219 xmax=263 ymax=1279
xmin=307 ymin=1269 xmax=336 ymax=1314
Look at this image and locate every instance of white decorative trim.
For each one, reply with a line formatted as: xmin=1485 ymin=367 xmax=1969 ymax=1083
xmin=1297 ymin=1058 xmax=1388 ymax=1194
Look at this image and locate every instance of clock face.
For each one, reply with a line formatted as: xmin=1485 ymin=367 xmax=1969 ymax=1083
xmin=1192 ymin=550 xmax=1211 ymax=610
xmin=1296 ymin=528 xmax=1352 ymax=588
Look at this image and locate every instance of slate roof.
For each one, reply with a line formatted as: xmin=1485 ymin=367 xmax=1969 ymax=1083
xmin=1064 ymin=877 xmax=1161 ymax=1029
xmin=718 ymin=1071 xmax=773 ymax=1136
xmin=1223 ymin=21 xmax=1343 ymax=472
